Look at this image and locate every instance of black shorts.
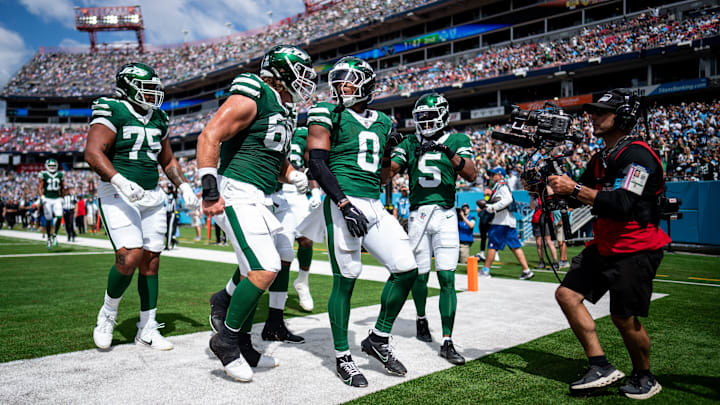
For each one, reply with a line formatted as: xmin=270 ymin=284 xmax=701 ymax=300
xmin=561 ymin=245 xmax=663 ymax=318
xmin=532 ymin=220 xmax=553 ymax=238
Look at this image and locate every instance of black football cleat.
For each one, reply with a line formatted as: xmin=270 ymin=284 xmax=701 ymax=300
xmin=261 ymin=320 xmax=305 ymax=344
xmin=209 ymin=289 xmax=231 ymax=333
xmin=439 ymin=340 xmax=465 ymax=365
xmin=336 ymin=355 xmax=368 ymax=388
xmin=361 ymin=332 xmax=407 ymax=376
xmin=416 ymin=318 xmax=432 ymax=342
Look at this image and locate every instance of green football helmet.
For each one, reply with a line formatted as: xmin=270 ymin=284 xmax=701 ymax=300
xmin=115 ymin=62 xmax=164 ymax=110
xmin=260 ymin=45 xmax=317 ymax=104
xmin=329 ymin=56 xmax=376 ymax=107
xmin=45 ymin=159 xmax=58 ymax=173
xmin=413 ymin=93 xmax=450 ymax=138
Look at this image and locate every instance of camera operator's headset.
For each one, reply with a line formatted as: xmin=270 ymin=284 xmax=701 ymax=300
xmin=613 ymin=91 xmax=642 ymax=132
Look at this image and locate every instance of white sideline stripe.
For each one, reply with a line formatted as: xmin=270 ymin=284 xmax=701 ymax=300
xmin=532 ymin=268 xmax=720 ymax=287
xmin=0 ymin=251 xmax=112 ymax=258
xmin=0 ymin=277 xmax=667 ymax=405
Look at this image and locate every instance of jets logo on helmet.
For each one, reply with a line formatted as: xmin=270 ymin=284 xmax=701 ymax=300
xmin=115 ymin=62 xmax=164 ymax=110
xmin=260 ymin=45 xmax=317 ymax=104
xmin=329 ymin=56 xmax=376 ymax=108
xmin=413 ymin=93 xmax=450 ymax=138
xmin=45 ymin=159 xmax=58 ymax=173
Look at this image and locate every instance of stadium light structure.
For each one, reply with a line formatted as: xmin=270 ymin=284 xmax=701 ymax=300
xmin=74 ymin=6 xmax=146 ymax=52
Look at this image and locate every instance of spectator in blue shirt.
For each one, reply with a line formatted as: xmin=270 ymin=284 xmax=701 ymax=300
xmin=458 ymin=203 xmax=476 ymax=264
xmin=394 ymin=186 xmax=410 ymax=232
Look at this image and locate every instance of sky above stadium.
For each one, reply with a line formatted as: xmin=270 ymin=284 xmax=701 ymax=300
xmin=0 ymin=0 xmax=306 ymax=87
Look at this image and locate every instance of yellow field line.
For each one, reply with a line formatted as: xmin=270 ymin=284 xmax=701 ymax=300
xmin=689 ymin=277 xmax=720 ymax=282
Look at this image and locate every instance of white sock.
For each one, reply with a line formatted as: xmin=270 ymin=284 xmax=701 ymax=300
xmin=103 ymin=291 xmax=121 ymax=313
xmin=268 ymin=291 xmax=288 ymax=310
xmin=522 ymin=268 xmax=531 ymax=273
xmin=442 ymin=336 xmax=452 ymax=344
xmin=296 ymin=269 xmax=310 ymax=284
xmin=335 ymin=350 xmax=351 ymax=358
xmin=225 ymin=278 xmax=237 ymax=296
xmin=372 ymin=328 xmax=390 ymax=338
xmin=138 ymin=308 xmax=156 ymax=329
xmin=417 ymin=315 xmax=426 ymax=320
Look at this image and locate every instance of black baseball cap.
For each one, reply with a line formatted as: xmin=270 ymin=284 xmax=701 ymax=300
xmin=584 ymin=89 xmax=632 ymax=113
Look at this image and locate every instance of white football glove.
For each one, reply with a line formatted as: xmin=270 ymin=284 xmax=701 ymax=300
xmin=288 ymin=169 xmax=309 ymax=194
xmin=179 ymin=183 xmax=200 ymax=211
xmin=110 ymin=173 xmax=144 ymax=202
xmin=309 ymin=187 xmax=322 ymax=210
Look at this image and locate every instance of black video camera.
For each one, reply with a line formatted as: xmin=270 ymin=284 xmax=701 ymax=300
xmin=659 ymin=196 xmax=682 ymax=221
xmin=491 ymin=103 xmax=583 ymax=149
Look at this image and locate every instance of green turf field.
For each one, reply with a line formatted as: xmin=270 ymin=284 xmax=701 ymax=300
xmin=0 ymin=235 xmax=438 ymax=362
xmin=2 ymin=232 xmax=718 ymax=403
xmin=350 ymin=250 xmax=720 ymax=404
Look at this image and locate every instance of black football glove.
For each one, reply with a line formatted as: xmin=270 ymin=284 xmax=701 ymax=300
xmin=340 ymin=201 xmax=369 ymax=238
xmin=417 ymin=141 xmax=456 ymax=159
xmin=386 ymin=131 xmax=405 ymax=150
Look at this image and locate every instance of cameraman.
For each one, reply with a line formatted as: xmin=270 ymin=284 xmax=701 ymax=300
xmin=549 ymin=89 xmax=670 ymax=399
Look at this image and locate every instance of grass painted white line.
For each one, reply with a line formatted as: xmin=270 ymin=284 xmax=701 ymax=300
xmin=531 ymin=268 xmax=720 ymax=287
xmin=0 ymin=242 xmax=45 ymax=245
xmin=0 ymin=251 xmax=113 ymax=258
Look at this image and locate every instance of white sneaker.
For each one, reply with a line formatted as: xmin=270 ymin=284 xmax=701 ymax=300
xmin=255 ymin=354 xmax=280 ymax=368
xmin=293 ymin=278 xmax=314 ymax=312
xmin=135 ymin=321 xmax=174 ymax=350
xmin=93 ymin=307 xmax=117 ymax=349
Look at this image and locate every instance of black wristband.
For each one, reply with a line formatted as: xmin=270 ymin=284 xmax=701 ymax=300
xmin=201 ymin=174 xmax=220 ymax=201
xmin=441 ymin=145 xmax=456 ymax=160
xmin=453 ymin=157 xmax=466 ymax=172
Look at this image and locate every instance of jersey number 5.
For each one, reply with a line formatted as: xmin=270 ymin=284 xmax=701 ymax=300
xmin=418 ymin=152 xmax=442 ymax=188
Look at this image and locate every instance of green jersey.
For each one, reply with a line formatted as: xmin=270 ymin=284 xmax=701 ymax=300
xmin=289 ymin=127 xmax=308 ymax=169
xmin=90 ymin=97 xmax=169 ymax=190
xmin=39 ymin=170 xmax=64 ymax=199
xmin=307 ymin=102 xmax=393 ymax=198
xmin=219 ymin=73 xmax=294 ymax=194
xmin=391 ymin=132 xmax=474 ymax=207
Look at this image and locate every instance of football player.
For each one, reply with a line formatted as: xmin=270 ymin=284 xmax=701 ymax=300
xmin=38 ymin=158 xmax=64 ymax=249
xmin=272 ymin=125 xmax=322 ymax=314
xmin=208 ymin=127 xmax=321 ymax=345
xmin=85 ymin=62 xmax=200 ymax=351
xmin=389 ymin=93 xmax=477 ymax=365
xmin=198 ymin=45 xmax=315 ymax=382
xmin=299 ymin=56 xmax=418 ymax=387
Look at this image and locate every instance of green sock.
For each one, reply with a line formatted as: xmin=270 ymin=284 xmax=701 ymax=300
xmin=106 ymin=264 xmax=133 ymax=299
xmin=412 ymin=272 xmax=429 ymax=317
xmin=225 ymin=278 xmax=264 ymax=330
xmin=328 ymin=274 xmax=356 ymax=351
xmin=240 ymin=303 xmax=257 ymax=333
xmin=54 ymin=217 xmax=62 ymax=234
xmin=375 ymin=269 xmax=418 ymax=333
xmin=437 ymin=270 xmax=457 ymax=336
xmin=269 ymin=262 xmax=290 ymax=292
xmin=138 ymin=274 xmax=158 ymax=311
xmin=232 ymin=267 xmax=241 ymax=285
xmin=297 ymin=245 xmax=313 ymax=269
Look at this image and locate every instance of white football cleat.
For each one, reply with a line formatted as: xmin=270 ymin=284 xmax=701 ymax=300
xmin=93 ymin=307 xmax=117 ymax=349
xmin=255 ymin=354 xmax=280 ymax=368
xmin=135 ymin=321 xmax=174 ymax=350
xmin=293 ymin=278 xmax=314 ymax=312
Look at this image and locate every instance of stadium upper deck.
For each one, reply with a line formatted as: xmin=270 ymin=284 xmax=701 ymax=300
xmin=2 ymin=0 xmax=718 ymax=128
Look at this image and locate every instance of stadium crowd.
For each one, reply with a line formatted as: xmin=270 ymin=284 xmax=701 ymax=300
xmin=4 ymin=7 xmax=717 ymax=101
xmin=2 ymin=0 xmax=433 ymax=96
xmin=1 ymin=100 xmax=717 ymax=209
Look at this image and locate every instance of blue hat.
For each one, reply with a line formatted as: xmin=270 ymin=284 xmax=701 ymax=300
xmin=488 ymin=166 xmax=507 ymax=176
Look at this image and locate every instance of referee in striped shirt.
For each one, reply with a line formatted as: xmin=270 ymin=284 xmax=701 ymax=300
xmin=62 ymin=188 xmax=77 ymax=242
